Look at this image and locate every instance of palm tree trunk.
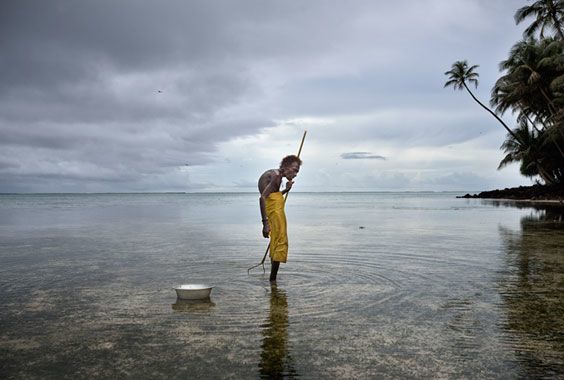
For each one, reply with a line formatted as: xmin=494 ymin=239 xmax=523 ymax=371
xmin=462 ymin=82 xmax=523 ymax=143
xmin=548 ymin=110 xmax=564 ymax=152
xmin=463 ymin=82 xmax=562 ymax=183
xmin=537 ymin=161 xmax=556 ymax=185
xmin=539 ymin=86 xmax=558 ymax=115
xmin=534 ymin=113 xmax=564 ymax=151
xmin=552 ymin=124 xmax=564 ymax=158
xmin=552 ymin=134 xmax=564 ymax=158
xmin=522 ymin=112 xmax=541 ymax=133
xmin=528 ymin=111 xmax=564 ymax=158
xmin=532 ymin=111 xmax=547 ymax=131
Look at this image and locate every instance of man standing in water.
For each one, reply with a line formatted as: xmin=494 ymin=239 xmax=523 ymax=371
xmin=258 ymin=155 xmax=302 ymax=282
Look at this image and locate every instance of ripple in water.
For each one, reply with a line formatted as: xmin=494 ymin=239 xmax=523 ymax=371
xmin=2 ymin=193 xmax=563 ymax=378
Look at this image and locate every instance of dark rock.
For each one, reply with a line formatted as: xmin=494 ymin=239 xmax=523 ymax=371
xmin=458 ymin=184 xmax=564 ymax=201
xmin=456 ymin=193 xmax=479 ymax=198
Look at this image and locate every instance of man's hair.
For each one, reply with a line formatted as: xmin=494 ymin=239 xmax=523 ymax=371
xmin=280 ymin=155 xmax=302 ymax=168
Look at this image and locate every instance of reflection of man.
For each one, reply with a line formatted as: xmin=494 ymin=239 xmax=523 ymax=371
xmin=258 ymin=155 xmax=302 ymax=282
xmin=259 ymin=285 xmax=297 ymax=378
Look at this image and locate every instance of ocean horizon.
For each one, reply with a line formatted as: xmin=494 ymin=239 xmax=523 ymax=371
xmin=0 ymin=190 xmax=480 ymax=194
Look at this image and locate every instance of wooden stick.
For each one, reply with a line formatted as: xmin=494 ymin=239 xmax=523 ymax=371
xmin=248 ymin=130 xmax=307 ymax=274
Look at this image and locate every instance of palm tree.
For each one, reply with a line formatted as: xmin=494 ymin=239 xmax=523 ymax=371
xmin=514 ymin=0 xmax=564 ymax=40
xmin=444 ymin=60 xmax=521 ymax=142
xmin=498 ymin=119 xmax=558 ymax=184
xmin=493 ymin=38 xmax=561 ymax=117
xmin=491 ymin=38 xmax=564 ymax=157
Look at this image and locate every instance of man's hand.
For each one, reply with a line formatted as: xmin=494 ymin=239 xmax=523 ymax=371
xmin=262 ymin=223 xmax=270 ymax=238
xmin=284 ymin=180 xmax=294 ymax=193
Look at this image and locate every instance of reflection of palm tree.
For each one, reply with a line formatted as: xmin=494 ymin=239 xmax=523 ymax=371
xmin=259 ymin=285 xmax=298 ymax=379
xmin=497 ymin=206 xmax=564 ymax=377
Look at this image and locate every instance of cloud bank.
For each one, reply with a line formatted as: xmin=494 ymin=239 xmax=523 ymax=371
xmin=0 ymin=0 xmax=531 ymax=192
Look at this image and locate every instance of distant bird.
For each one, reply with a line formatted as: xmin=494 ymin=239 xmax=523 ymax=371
xmin=157 ymin=90 xmax=163 ymax=93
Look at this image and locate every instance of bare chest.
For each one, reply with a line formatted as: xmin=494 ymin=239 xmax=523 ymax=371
xmin=258 ymin=169 xmax=281 ymax=193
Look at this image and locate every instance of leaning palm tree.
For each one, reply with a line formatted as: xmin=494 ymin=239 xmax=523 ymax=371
xmin=444 ymin=60 xmax=521 ymax=142
xmin=514 ymin=0 xmax=564 ymax=40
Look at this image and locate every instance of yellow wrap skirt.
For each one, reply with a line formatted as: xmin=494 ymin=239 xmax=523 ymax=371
xmin=265 ymin=192 xmax=288 ymax=263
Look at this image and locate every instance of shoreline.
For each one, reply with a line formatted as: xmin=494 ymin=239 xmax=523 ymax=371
xmin=458 ymin=184 xmax=564 ymax=203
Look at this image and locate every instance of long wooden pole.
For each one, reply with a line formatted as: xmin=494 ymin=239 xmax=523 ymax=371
xmin=248 ymin=130 xmax=307 ymax=273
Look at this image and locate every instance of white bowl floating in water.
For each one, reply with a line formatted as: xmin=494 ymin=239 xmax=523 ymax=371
xmin=174 ymin=284 xmax=213 ymax=300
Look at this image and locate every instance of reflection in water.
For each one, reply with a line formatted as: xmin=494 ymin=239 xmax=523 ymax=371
xmin=259 ymin=285 xmax=298 ymax=379
xmin=4 ymin=193 xmax=564 ymax=377
xmin=171 ymin=298 xmax=216 ymax=313
xmin=485 ymin=198 xmax=564 ymax=218
xmin=498 ymin=205 xmax=564 ymax=377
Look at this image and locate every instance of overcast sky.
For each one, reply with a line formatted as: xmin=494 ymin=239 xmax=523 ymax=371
xmin=1 ymin=0 xmax=535 ymax=193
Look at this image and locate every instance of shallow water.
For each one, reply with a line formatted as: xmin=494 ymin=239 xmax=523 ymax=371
xmin=0 ymin=193 xmax=562 ymax=378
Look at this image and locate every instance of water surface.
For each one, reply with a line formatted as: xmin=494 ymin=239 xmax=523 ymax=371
xmin=0 ymin=193 xmax=562 ymax=378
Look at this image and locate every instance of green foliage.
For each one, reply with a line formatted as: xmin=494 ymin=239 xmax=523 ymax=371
xmin=443 ymin=61 xmax=480 ymax=90
xmin=498 ymin=119 xmax=563 ymax=183
xmin=492 ymin=38 xmax=563 ymax=120
xmin=444 ymin=1 xmax=564 ymax=185
xmin=514 ymin=0 xmax=564 ymax=39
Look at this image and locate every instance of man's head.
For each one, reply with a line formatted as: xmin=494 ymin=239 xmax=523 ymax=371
xmin=279 ymin=155 xmax=302 ymax=180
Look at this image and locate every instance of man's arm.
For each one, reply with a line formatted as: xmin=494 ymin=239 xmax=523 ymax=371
xmin=258 ymin=173 xmax=280 ymax=238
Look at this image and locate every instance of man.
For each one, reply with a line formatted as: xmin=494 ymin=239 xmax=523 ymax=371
xmin=258 ymin=155 xmax=302 ymax=282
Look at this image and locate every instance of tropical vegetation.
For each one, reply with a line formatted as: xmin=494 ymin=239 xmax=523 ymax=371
xmin=445 ymin=0 xmax=564 ymax=185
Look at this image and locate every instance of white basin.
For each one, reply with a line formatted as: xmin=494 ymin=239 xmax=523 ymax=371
xmin=174 ymin=284 xmax=213 ymax=300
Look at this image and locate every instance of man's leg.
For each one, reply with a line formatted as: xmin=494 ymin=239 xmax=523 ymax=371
xmin=270 ymin=260 xmax=280 ymax=282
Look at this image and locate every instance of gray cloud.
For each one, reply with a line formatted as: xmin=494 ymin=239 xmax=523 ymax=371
xmin=0 ymin=0 xmax=528 ymax=192
xmin=0 ymin=1 xmax=275 ymax=191
xmin=341 ymin=152 xmax=386 ymax=160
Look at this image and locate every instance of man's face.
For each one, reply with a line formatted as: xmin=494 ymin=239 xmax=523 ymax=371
xmin=284 ymin=162 xmax=300 ymax=180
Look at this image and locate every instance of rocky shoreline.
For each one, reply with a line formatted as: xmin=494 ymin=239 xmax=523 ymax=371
xmin=458 ymin=184 xmax=564 ymax=202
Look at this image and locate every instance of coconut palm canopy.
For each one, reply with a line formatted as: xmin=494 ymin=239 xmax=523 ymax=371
xmin=446 ymin=1 xmax=564 ymax=185
xmin=444 ymin=61 xmax=480 ymax=91
xmin=514 ymin=0 xmax=564 ymax=39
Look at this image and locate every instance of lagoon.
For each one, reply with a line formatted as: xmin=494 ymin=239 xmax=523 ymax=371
xmin=0 ymin=193 xmax=563 ymax=378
